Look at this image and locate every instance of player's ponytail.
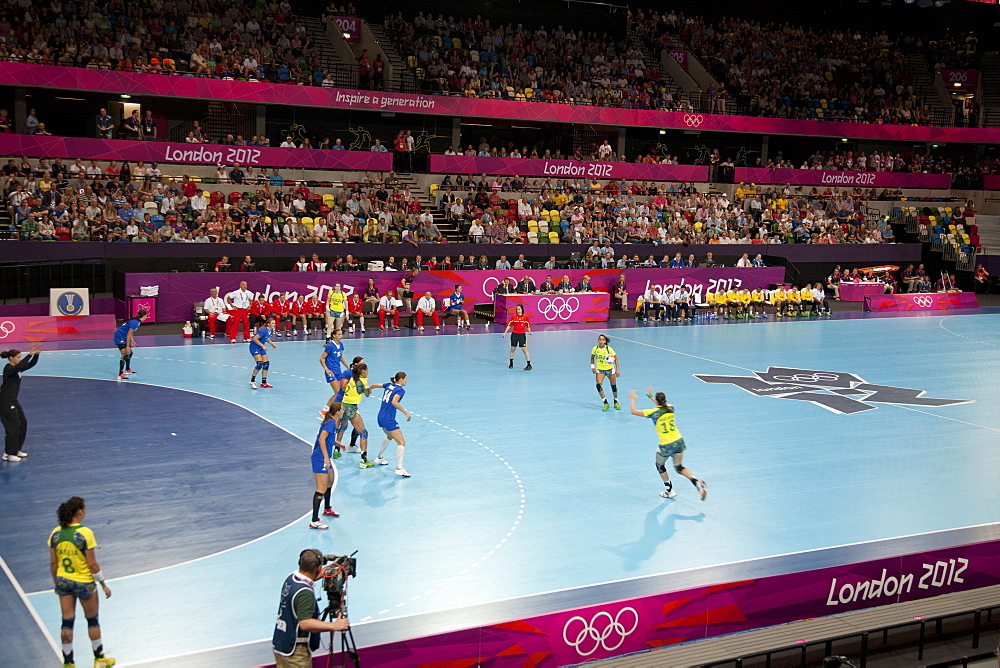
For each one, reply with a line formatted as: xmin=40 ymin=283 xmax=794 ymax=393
xmin=654 ymin=392 xmax=667 ymax=406
xmin=57 ymin=496 xmax=86 ymax=528
xmin=1 ymin=349 xmax=20 ymax=360
xmin=352 ymin=363 xmax=367 ymax=382
xmin=392 ymin=371 xmax=406 ymax=383
xmin=136 ymin=309 xmax=147 ymax=319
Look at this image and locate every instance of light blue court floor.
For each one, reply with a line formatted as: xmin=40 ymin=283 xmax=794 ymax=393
xmin=2 ymin=314 xmax=999 ymax=666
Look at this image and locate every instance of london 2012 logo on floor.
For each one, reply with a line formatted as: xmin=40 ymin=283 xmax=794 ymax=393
xmin=695 ymin=367 xmax=971 ymax=414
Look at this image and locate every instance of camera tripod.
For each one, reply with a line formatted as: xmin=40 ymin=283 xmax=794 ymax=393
xmin=320 ymin=590 xmax=359 ymax=667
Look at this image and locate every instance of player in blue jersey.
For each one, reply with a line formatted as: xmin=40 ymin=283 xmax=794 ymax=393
xmin=113 ymin=309 xmax=147 ymax=380
xmin=373 ymin=372 xmax=413 ymax=477
xmin=444 ymin=284 xmax=471 ymax=329
xmin=318 ymin=329 xmax=350 ymax=396
xmin=309 ymin=401 xmax=343 ymax=530
xmin=249 ymin=316 xmax=277 ymax=389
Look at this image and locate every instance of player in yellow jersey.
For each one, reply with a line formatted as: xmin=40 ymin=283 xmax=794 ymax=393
xmin=750 ymin=288 xmax=765 ymax=318
xmin=737 ymin=289 xmax=752 ymax=319
xmin=785 ymin=284 xmax=802 ymax=316
xmin=325 ymin=283 xmax=347 ymax=341
xmin=800 ymin=285 xmax=816 ymax=315
xmin=628 ymin=387 xmax=707 ymax=500
xmin=590 ymin=334 xmax=621 ymax=411
xmin=340 ymin=362 xmax=385 ymax=468
xmin=773 ymin=286 xmax=788 ymax=317
xmin=48 ymin=496 xmax=114 ymax=668
xmin=725 ymin=288 xmax=740 ymax=319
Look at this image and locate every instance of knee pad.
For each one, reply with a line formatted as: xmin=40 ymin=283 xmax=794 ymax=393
xmin=254 ymin=361 xmax=264 ymax=371
xmin=86 ymin=614 xmax=100 ymax=629
xmin=596 ymin=383 xmax=604 ymax=392
xmin=610 ymin=384 xmax=618 ymax=393
xmin=674 ymin=464 xmax=686 ymax=474
xmin=261 ymin=361 xmax=270 ymax=370
xmin=655 ymin=463 xmax=667 ymax=474
xmin=359 ymin=429 xmax=368 ymax=440
xmin=337 ymin=422 xmax=349 ymax=435
xmin=61 ymin=617 xmax=75 ymax=630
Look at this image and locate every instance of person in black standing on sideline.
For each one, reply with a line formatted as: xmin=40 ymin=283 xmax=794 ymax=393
xmin=1 ymin=343 xmax=41 ymax=462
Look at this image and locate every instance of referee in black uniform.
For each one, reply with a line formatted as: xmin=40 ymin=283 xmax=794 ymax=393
xmin=1 ymin=343 xmax=41 ymax=463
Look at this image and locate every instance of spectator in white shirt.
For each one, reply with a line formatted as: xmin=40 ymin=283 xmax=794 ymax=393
xmin=203 ymin=287 xmax=227 ymax=338
xmin=736 ymin=253 xmax=752 ymax=268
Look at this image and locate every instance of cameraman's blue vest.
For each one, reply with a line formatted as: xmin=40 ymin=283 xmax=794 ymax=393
xmin=273 ymin=572 xmax=321 ymax=656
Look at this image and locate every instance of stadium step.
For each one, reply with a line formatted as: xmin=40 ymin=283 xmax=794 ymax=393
xmin=367 ymin=24 xmax=420 ymax=95
xmin=297 ymin=15 xmax=359 ymax=89
xmin=905 ymin=53 xmax=952 ymax=125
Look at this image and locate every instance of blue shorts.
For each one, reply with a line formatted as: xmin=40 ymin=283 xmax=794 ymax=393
xmin=55 ymin=577 xmax=96 ymax=599
xmin=249 ymin=345 xmax=266 ymax=357
xmin=657 ymin=438 xmax=687 ymax=459
xmin=311 ymin=453 xmax=330 ymax=474
xmin=379 ymin=420 xmax=400 ymax=432
xmin=324 ymin=368 xmax=340 ymax=384
xmin=328 ymin=310 xmax=344 ymax=319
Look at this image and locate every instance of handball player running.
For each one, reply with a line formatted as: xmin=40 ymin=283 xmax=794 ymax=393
xmin=501 ymin=304 xmax=532 ymax=370
xmin=373 ymin=372 xmax=413 ymax=477
xmin=628 ymin=387 xmax=707 ymax=500
xmin=591 ymin=334 xmax=620 ymax=411
xmin=249 ymin=317 xmax=277 ymax=389
xmin=113 ymin=309 xmax=147 ymax=380
xmin=309 ymin=402 xmax=343 ymax=529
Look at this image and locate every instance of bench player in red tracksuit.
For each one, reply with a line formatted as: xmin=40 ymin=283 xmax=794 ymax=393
xmin=270 ymin=292 xmax=292 ymax=337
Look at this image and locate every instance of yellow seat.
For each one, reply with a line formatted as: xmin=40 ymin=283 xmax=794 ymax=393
xmin=451 ymin=38 xmax=462 ymax=49
xmin=548 ymin=231 xmax=560 ymax=243
xmin=202 ymin=190 xmax=211 ymax=198
xmin=322 ymin=194 xmax=335 ymax=206
xmin=301 ymin=216 xmax=313 ymax=230
xmin=527 ymin=220 xmax=538 ymax=232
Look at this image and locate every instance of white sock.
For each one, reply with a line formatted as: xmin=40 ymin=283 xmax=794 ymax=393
xmin=396 ymin=444 xmax=405 ymax=469
xmin=378 ymin=438 xmax=389 ymax=458
xmin=62 ymin=642 xmax=72 ymax=658
xmin=92 ymin=637 xmax=104 ymax=655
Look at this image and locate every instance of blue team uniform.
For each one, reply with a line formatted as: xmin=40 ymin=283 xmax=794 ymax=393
xmin=447 ymin=292 xmax=464 ymax=313
xmin=311 ymin=416 xmax=338 ymax=473
xmin=377 ymin=381 xmax=406 ymax=431
xmin=249 ymin=326 xmax=272 ymax=356
xmin=113 ymin=318 xmax=141 ymax=345
xmin=322 ymin=340 xmax=346 ymax=383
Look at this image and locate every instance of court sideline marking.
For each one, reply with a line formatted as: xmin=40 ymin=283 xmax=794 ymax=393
xmin=597 ymin=331 xmax=1000 ymax=433
xmin=0 ymin=553 xmax=62 ymax=661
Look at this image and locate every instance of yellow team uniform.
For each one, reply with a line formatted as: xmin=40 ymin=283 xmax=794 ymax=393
xmin=342 ymin=376 xmax=369 ymax=406
xmin=591 ymin=345 xmax=618 ymax=372
xmin=644 ymin=405 xmax=687 ymax=457
xmin=48 ymin=524 xmax=96 ymax=583
xmin=751 ymin=289 xmax=764 ymax=304
xmin=327 ymin=291 xmax=347 ymax=314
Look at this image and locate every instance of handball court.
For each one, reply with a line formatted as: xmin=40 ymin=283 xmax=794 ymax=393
xmin=1 ymin=309 xmax=999 ymax=667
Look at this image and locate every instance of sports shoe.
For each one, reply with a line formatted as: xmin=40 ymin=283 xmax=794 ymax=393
xmin=244 ymin=338 xmax=251 ymax=342
xmin=118 ymin=373 xmax=128 ymax=380
xmin=309 ymin=520 xmax=329 ymax=530
xmin=2 ymin=453 xmax=22 ymax=462
xmin=359 ymin=460 xmax=375 ymax=469
xmin=614 ymin=401 xmax=621 ymax=410
xmin=126 ymin=369 xmax=137 ymax=374
xmin=360 ymin=327 xmax=366 ymax=332
xmin=524 ymin=363 xmax=532 ymax=371
xmin=348 ymin=445 xmax=362 ymax=453
xmin=322 ymin=508 xmax=340 ymax=517
xmin=207 ymin=333 xmax=214 ymax=338
xmin=697 ymin=479 xmax=708 ymax=501
xmin=373 ymin=457 xmax=389 ymax=465
xmin=602 ymin=402 xmax=610 ymax=412
xmin=95 ymin=659 xmax=116 ymax=668
xmin=260 ymin=382 xmax=273 ymax=388
xmin=393 ymin=326 xmax=399 ymax=330
xmin=508 ymin=362 xmax=514 ymax=369
xmin=659 ymin=488 xmax=677 ymax=499
xmin=331 ymin=450 xmax=342 ymax=459
xmin=418 ymin=326 xmax=424 ymax=330
xmin=250 ymin=381 xmax=257 ymax=389
xmin=15 ymin=451 xmax=27 ymax=458
xmin=395 ymin=467 xmax=412 ymax=477
xmin=435 ymin=326 xmax=440 ymax=330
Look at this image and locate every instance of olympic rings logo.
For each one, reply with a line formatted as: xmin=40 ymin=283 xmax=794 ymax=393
xmin=682 ymin=113 xmax=704 ymax=127
xmin=912 ymin=295 xmax=934 ymax=308
xmin=770 ymin=372 xmax=841 ymax=384
xmin=563 ymin=607 xmax=639 ymax=657
xmin=0 ymin=321 xmax=15 ymax=339
xmin=538 ymin=296 xmax=579 ymax=320
xmin=482 ymin=276 xmax=518 ymax=296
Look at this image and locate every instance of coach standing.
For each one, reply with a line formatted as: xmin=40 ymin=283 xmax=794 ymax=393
xmin=1 ymin=343 xmax=41 ymax=463
xmin=225 ymin=280 xmax=254 ymax=343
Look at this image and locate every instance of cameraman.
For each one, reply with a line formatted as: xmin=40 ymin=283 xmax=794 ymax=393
xmin=272 ymin=549 xmax=350 ymax=667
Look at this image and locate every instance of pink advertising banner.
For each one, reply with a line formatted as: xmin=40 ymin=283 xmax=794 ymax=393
xmin=667 ymin=49 xmax=688 ymax=70
xmin=0 ymin=134 xmax=393 ymax=172
xmin=341 ymin=538 xmax=1000 ymax=666
xmin=983 ymin=175 xmax=1000 ymax=190
xmin=864 ymin=291 xmax=979 ymax=312
xmin=494 ymin=293 xmax=610 ymax=324
xmin=124 ymin=267 xmax=785 ymax=322
xmin=0 ymin=315 xmax=116 ymax=343
xmin=3 ymin=63 xmax=1000 ymax=144
xmin=330 ymin=16 xmax=362 ymax=42
xmin=429 ymin=155 xmax=708 ymax=182
xmin=734 ymin=167 xmax=952 ymax=190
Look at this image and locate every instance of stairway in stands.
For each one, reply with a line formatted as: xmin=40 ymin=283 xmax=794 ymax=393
xmin=298 ymin=15 xmax=358 ymax=88
xmin=973 ymin=214 xmax=1000 ymax=255
xmin=626 ymin=23 xmax=688 ymax=110
xmin=393 ymin=174 xmax=463 ymax=242
xmin=906 ymin=53 xmax=950 ymax=124
xmin=366 ymin=23 xmax=419 ymax=94
xmin=980 ymin=52 xmax=1000 ymax=127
